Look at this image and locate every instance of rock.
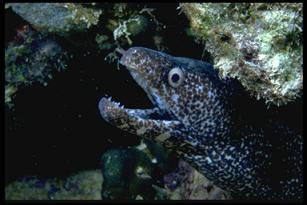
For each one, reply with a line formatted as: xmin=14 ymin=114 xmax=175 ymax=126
xmin=180 ymin=3 xmax=303 ymax=106
xmin=163 ymin=160 xmax=230 ymax=200
xmin=100 ymin=140 xmax=230 ymax=200
xmin=5 ymin=25 xmax=68 ymax=108
xmin=5 ymin=170 xmax=102 ymax=200
xmin=7 ymin=3 xmax=102 ymax=35
xmin=113 ymin=15 xmax=150 ymax=45
xmin=100 ymin=148 xmax=156 ymax=200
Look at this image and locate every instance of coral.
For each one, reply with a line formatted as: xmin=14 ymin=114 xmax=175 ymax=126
xmin=99 ymin=139 xmax=180 ymax=200
xmin=96 ymin=4 xmax=166 ymax=53
xmin=4 ymin=140 xmax=229 ymax=201
xmin=5 ymin=85 xmax=17 ymax=108
xmin=180 ymin=3 xmax=303 ymax=106
xmin=55 ymin=170 xmax=102 ymax=200
xmin=100 ymin=148 xmax=156 ymax=200
xmin=95 ymin=34 xmax=113 ymax=51
xmin=5 ymin=170 xmax=102 ymax=200
xmin=163 ymin=160 xmax=230 ymax=200
xmin=7 ymin=3 xmax=102 ymax=35
xmin=6 ymin=176 xmax=51 ymax=200
xmin=100 ymin=140 xmax=229 ymax=200
xmin=137 ymin=139 xmax=178 ymax=176
xmin=5 ymin=25 xmax=68 ymax=108
xmin=113 ymin=15 xmax=149 ymax=45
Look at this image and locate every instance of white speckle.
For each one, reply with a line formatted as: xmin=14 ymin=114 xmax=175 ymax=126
xmin=171 ymin=94 xmax=180 ymax=103
xmin=245 ymin=183 xmax=254 ymax=189
xmin=205 ymin=157 xmax=212 ymax=164
xmin=225 ymin=155 xmax=234 ymax=160
xmin=186 ymin=139 xmax=198 ymax=146
xmin=196 ymin=85 xmax=204 ymax=93
xmin=151 ymin=158 xmax=157 ymax=163
xmin=208 ymin=91 xmax=214 ymax=98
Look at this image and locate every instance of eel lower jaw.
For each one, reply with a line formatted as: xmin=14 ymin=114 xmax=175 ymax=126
xmin=99 ymin=96 xmax=184 ymax=144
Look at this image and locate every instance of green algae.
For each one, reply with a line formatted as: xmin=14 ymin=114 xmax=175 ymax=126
xmin=180 ymin=3 xmax=303 ymax=106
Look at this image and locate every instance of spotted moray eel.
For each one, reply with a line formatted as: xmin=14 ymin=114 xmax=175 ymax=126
xmin=98 ymin=47 xmax=303 ymax=200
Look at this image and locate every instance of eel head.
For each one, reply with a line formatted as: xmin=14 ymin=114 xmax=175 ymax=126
xmin=99 ymin=47 xmax=232 ymax=146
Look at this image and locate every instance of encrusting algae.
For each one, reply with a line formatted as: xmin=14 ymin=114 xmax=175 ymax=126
xmin=180 ymin=3 xmax=303 ymax=106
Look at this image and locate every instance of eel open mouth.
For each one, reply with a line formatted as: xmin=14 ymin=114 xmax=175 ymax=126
xmin=98 ymin=47 xmax=176 ymax=126
xmin=98 ymin=47 xmax=187 ymax=145
xmin=98 ymin=76 xmax=172 ymax=125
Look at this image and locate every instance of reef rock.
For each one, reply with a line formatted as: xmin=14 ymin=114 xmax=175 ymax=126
xmin=5 ymin=25 xmax=68 ymax=108
xmin=164 ymin=160 xmax=230 ymax=200
xmin=180 ymin=3 xmax=303 ymax=106
xmin=5 ymin=170 xmax=102 ymax=200
xmin=7 ymin=3 xmax=102 ymax=35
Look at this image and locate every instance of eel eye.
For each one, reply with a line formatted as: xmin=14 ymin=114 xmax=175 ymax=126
xmin=168 ymin=67 xmax=184 ymax=88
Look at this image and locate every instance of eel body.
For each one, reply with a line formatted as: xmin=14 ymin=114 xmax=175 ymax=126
xmin=98 ymin=47 xmax=302 ymax=200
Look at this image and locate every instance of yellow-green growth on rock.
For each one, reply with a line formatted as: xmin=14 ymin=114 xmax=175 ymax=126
xmin=5 ymin=170 xmax=102 ymax=200
xmin=5 ymin=26 xmax=68 ymax=108
xmin=180 ymin=3 xmax=302 ymax=106
xmin=6 ymin=3 xmax=102 ymax=35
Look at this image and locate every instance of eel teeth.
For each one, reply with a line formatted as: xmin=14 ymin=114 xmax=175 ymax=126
xmin=105 ymin=96 xmax=125 ymax=109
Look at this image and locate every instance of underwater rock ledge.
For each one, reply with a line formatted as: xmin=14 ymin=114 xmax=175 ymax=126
xmin=6 ymin=3 xmax=102 ymax=35
xmin=180 ymin=3 xmax=303 ymax=106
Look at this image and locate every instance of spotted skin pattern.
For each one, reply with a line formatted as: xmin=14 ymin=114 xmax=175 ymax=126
xmin=98 ymin=47 xmax=302 ymax=200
